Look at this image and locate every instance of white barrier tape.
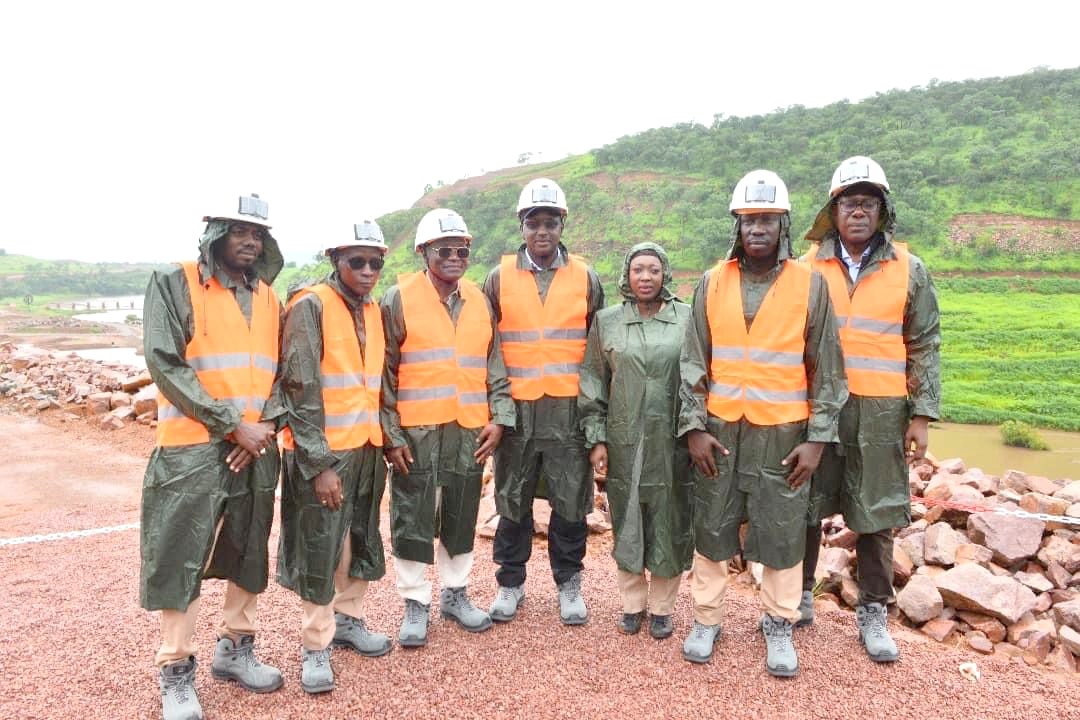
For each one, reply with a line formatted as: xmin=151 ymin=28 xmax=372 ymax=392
xmin=991 ymin=507 xmax=1080 ymax=527
xmin=0 ymin=522 xmax=140 ymax=547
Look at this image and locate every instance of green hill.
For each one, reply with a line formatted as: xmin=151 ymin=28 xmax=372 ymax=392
xmin=0 ymin=253 xmax=167 ymax=308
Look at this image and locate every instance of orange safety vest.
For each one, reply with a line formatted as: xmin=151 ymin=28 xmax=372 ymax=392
xmin=497 ymin=254 xmax=588 ymax=400
xmin=280 ymin=284 xmax=384 ymax=451
xmin=806 ymin=243 xmax=909 ymax=397
xmin=156 ymin=261 xmax=280 ymax=447
xmin=705 ymin=259 xmax=811 ymax=425
xmin=395 ymin=272 xmax=491 ymax=429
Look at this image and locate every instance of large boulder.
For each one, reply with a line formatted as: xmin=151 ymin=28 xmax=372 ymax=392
xmin=1038 ymin=536 xmax=1080 ymax=574
xmin=133 ymin=384 xmax=158 ymax=416
xmin=966 ymin=512 xmax=1045 ymax=566
xmin=1054 ymin=598 xmax=1080 ymax=632
xmin=1054 ymin=481 xmax=1080 ymax=504
xmin=897 ymin=575 xmax=943 ymax=623
xmin=934 ymin=563 xmax=1037 ymax=625
xmin=955 ymin=610 xmax=1006 ymax=642
xmin=923 ymin=522 xmax=961 ymax=566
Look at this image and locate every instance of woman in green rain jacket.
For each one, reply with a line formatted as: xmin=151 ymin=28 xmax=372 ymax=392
xmin=578 ymin=242 xmax=693 ymax=640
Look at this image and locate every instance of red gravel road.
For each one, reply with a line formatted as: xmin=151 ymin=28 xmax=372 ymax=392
xmin=2 ymin=412 xmax=1079 ymax=720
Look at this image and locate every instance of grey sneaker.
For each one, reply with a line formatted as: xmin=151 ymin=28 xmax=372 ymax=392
xmin=557 ymin=573 xmax=588 ymax=625
xmin=440 ymin=586 xmax=493 ymax=632
xmin=159 ymin=657 xmax=203 ymax=720
xmin=856 ymin=602 xmax=899 ymax=662
xmin=489 ymin=584 xmax=526 ymax=622
xmin=681 ymin=621 xmax=721 ymax=663
xmin=399 ymin=599 xmax=430 ymax=648
xmin=300 ymin=648 xmax=334 ymax=694
xmin=760 ymin=614 xmax=799 ymax=677
xmin=795 ymin=590 xmax=814 ymax=628
xmin=333 ymin=613 xmax=392 ymax=657
xmin=210 ymin=635 xmax=283 ymax=693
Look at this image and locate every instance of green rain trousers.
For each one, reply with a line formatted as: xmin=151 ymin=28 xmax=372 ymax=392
xmin=277 ymin=446 xmax=386 ymax=604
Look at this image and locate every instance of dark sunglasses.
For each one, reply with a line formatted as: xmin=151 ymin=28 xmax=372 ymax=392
xmin=345 ymin=256 xmax=385 ymax=271
xmin=431 ymin=246 xmax=470 ymax=259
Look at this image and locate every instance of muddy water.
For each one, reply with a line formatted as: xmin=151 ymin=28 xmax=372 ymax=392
xmin=930 ymin=422 xmax=1080 ymax=481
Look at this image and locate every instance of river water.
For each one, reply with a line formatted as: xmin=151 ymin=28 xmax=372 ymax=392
xmin=930 ymin=422 xmax=1080 ymax=481
xmin=70 ymin=295 xmax=143 ymax=324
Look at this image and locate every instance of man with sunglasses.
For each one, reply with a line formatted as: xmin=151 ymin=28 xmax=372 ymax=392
xmin=800 ymin=156 xmax=941 ymax=664
xmin=276 ymin=220 xmax=393 ymax=694
xmin=482 ymin=177 xmax=605 ymax=626
xmin=141 ymin=194 xmax=286 ymax=720
xmin=380 ymin=208 xmax=515 ymax=648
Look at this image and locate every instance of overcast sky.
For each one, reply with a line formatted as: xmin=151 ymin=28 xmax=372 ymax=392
xmin=2 ymin=1 xmax=1077 ymax=264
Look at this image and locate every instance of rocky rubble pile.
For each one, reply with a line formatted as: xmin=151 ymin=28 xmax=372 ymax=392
xmin=813 ymin=457 xmax=1080 ymax=674
xmin=0 ymin=343 xmax=156 ymax=428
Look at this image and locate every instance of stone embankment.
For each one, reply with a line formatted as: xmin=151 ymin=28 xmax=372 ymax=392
xmin=3 ymin=342 xmax=1078 ymax=674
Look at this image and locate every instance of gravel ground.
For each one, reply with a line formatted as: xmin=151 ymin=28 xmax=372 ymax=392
xmin=2 ymin=413 xmax=1080 ymax=720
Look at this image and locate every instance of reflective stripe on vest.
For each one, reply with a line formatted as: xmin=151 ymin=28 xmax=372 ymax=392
xmin=156 ymin=261 xmax=280 ymax=446
xmin=497 ymin=254 xmax=588 ymax=400
xmin=705 ymin=259 xmax=811 ymax=425
xmin=806 ymin=243 xmax=909 ymax=397
xmin=280 ymin=284 xmax=384 ymax=451
xmin=396 ymin=272 xmax=491 ymax=429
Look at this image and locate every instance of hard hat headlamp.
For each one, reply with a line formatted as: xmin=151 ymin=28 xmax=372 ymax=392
xmin=238 ymin=195 xmax=269 ymax=221
xmin=438 ymin=214 xmax=469 ymax=234
xmin=354 ymin=221 xmax=381 ymax=241
xmin=745 ymin=182 xmax=777 ymax=203
xmin=838 ymin=161 xmax=872 ymax=185
xmin=531 ymin=186 xmax=560 ymax=204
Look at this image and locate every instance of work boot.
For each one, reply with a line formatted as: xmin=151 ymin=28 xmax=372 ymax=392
xmin=681 ymin=621 xmax=721 ymax=663
xmin=795 ymin=590 xmax=814 ymax=628
xmin=299 ymin=647 xmax=334 ymax=695
xmin=440 ymin=586 xmax=493 ymax=632
xmin=159 ymin=656 xmax=203 ymax=720
xmin=760 ymin=614 xmax=799 ymax=677
xmin=557 ymin=573 xmax=588 ymax=625
xmin=617 ymin=611 xmax=645 ymax=635
xmin=210 ymin=635 xmax=283 ymax=693
xmin=398 ymin=599 xmax=430 ymax=648
xmin=333 ymin=613 xmax=392 ymax=657
xmin=856 ymin=602 xmax=900 ymax=662
xmin=649 ymin=614 xmax=674 ymax=640
xmin=489 ymin=584 xmax=526 ymax=622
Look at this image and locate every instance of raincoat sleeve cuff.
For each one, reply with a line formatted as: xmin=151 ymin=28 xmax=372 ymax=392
xmin=491 ymin=406 xmax=516 ymax=429
xmin=910 ymin=403 xmax=939 ymax=422
xmin=805 ymin=419 xmax=839 ymax=444
xmin=581 ymin=418 xmax=607 ymax=447
xmin=294 ymin=448 xmax=337 ymax=482
xmin=676 ymin=414 xmax=708 ymax=438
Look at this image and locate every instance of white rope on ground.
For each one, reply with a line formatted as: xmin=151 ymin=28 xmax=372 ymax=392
xmin=0 ymin=522 xmax=140 ymax=547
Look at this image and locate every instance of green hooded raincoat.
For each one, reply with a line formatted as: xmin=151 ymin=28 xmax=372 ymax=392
xmin=139 ymin=221 xmax=285 ymax=612
xmin=679 ymin=217 xmax=848 ymax=569
xmin=578 ymin=242 xmax=693 ymax=578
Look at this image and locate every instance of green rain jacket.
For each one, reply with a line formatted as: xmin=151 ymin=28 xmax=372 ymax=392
xmin=275 ymin=273 xmax=387 ymax=605
xmin=578 ymin=242 xmax=693 ymax=577
xmin=804 ymin=195 xmax=941 ymax=533
xmin=678 ymin=218 xmax=848 ymax=569
xmin=380 ymin=274 xmax=515 ymax=563
xmin=140 ymin=221 xmax=285 ymax=611
xmin=483 ymin=244 xmax=605 ymax=523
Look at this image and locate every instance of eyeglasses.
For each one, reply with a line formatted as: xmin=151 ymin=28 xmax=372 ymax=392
xmin=836 ymin=197 xmax=881 ymax=214
xmin=430 ymin=246 xmax=470 ymax=259
xmin=523 ymin=218 xmax=561 ymax=231
xmin=345 ymin=256 xmax=385 ymax=271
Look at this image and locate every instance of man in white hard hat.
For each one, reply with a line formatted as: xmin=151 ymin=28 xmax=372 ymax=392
xmin=380 ymin=208 xmax=515 ymax=647
xmin=141 ymin=194 xmax=285 ymax=720
xmin=483 ymin=177 xmax=605 ymax=626
xmin=799 ymin=156 xmax=941 ymax=664
xmin=276 ymin=220 xmax=393 ymax=694
xmin=679 ymin=170 xmax=846 ymax=677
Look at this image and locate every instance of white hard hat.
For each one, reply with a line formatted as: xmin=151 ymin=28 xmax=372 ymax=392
xmin=203 ymin=193 xmax=272 ymax=229
xmin=517 ymin=177 xmax=568 ymax=217
xmin=326 ymin=219 xmax=387 ymax=256
xmin=414 ymin=208 xmax=472 ymax=251
xmin=729 ymin=170 xmax=791 ymax=215
xmin=829 ymin=156 xmax=890 ymax=197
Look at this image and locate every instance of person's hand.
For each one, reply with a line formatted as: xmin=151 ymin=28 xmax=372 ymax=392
xmin=228 ymin=420 xmax=276 ymax=455
xmin=589 ymin=443 xmax=608 ymax=476
xmin=905 ymin=416 xmax=930 ymax=463
xmin=474 ymin=423 xmax=503 ymax=465
xmin=385 ymin=445 xmax=414 ymax=476
xmin=781 ymin=441 xmax=825 ymax=489
xmin=225 ymin=447 xmax=256 ymax=473
xmin=313 ymin=468 xmax=344 ymax=510
xmin=688 ymin=429 xmax=728 ymax=478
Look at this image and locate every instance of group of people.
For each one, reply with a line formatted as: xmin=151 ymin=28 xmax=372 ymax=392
xmin=140 ymin=156 xmax=940 ymax=720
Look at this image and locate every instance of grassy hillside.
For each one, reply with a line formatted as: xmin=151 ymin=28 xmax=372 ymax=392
xmin=0 ymin=253 xmax=166 ymax=310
